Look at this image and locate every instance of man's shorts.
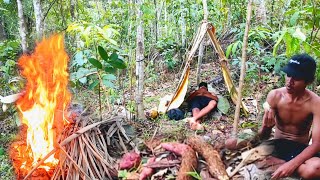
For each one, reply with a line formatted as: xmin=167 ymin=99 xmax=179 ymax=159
xmin=269 ymin=139 xmax=320 ymax=161
xmin=189 ymin=96 xmax=214 ymax=111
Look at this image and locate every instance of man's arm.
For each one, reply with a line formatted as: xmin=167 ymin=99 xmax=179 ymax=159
xmin=258 ymin=89 xmax=278 ymax=139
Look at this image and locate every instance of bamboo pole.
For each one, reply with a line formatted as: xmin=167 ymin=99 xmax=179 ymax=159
xmin=196 ymin=0 xmax=208 ymax=85
xmin=232 ymin=0 xmax=253 ymax=137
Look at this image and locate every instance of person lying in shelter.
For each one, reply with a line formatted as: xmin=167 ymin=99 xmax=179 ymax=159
xmin=185 ymin=82 xmax=218 ymax=130
xmin=226 ymin=54 xmax=320 ymax=179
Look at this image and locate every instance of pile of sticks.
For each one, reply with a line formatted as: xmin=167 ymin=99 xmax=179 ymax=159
xmin=24 ymin=115 xmax=134 ymax=180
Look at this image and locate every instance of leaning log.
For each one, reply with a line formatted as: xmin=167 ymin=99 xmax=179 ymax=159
xmin=187 ymin=136 xmax=229 ymax=180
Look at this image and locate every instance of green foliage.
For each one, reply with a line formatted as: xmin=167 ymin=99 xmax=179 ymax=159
xmin=186 ymin=170 xmax=201 ymax=180
xmin=0 ymin=40 xmax=22 ymax=93
xmin=217 ymin=96 xmax=231 ymax=114
xmin=126 ymin=100 xmax=135 ymax=113
xmin=118 ymin=170 xmax=128 ymax=179
xmin=156 ymin=38 xmax=182 ymax=71
xmin=0 ymin=152 xmax=14 ymax=180
xmin=67 ymin=22 xmax=127 ymax=90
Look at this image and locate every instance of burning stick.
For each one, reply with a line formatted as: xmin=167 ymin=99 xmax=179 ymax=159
xmin=187 ymin=136 xmax=229 ymax=180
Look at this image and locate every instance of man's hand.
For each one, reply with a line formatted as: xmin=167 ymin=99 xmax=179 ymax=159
xmin=271 ymin=161 xmax=298 ymax=179
xmin=262 ymin=102 xmax=276 ymax=127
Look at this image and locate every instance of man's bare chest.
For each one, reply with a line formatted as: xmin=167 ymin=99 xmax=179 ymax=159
xmin=276 ymin=101 xmax=312 ymax=125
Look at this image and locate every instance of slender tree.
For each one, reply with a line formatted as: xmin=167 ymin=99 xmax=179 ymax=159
xmin=180 ymin=1 xmax=186 ymax=48
xmin=33 ymin=0 xmax=44 ymax=39
xmin=154 ymin=0 xmax=158 ymax=42
xmin=233 ymin=0 xmax=253 ymax=137
xmin=135 ymin=0 xmax=145 ymax=119
xmin=16 ymin=0 xmax=28 ymax=53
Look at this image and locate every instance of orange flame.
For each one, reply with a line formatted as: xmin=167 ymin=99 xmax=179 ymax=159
xmin=16 ymin=34 xmax=71 ymax=169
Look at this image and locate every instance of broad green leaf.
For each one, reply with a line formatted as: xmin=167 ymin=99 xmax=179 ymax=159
xmin=104 ymin=66 xmax=117 ymax=74
xmin=76 ymin=68 xmax=91 ymax=83
xmin=290 ymin=12 xmax=300 ymax=26
xmin=109 ymin=52 xmax=118 ymax=61
xmin=102 ymin=74 xmax=117 ymax=81
xmin=88 ymin=58 xmax=102 ymax=69
xmin=111 ymin=59 xmax=126 ymax=69
xmin=73 ymin=51 xmax=84 ymax=66
xmin=226 ymin=44 xmax=233 ymax=59
xmin=102 ymin=79 xmax=114 ymax=88
xmin=273 ymin=31 xmax=286 ymax=56
xmin=89 ymin=80 xmax=99 ymax=90
xmin=217 ymin=96 xmax=230 ymax=114
xmin=232 ymin=41 xmax=240 ymax=55
xmin=284 ymin=33 xmax=293 ymax=56
xmin=98 ymin=46 xmax=109 ymax=61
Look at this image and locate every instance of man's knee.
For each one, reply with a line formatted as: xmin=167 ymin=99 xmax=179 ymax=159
xmin=298 ymin=158 xmax=320 ymax=179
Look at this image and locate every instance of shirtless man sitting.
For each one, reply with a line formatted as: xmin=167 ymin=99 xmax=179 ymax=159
xmin=227 ymin=54 xmax=320 ymax=179
xmin=186 ymin=82 xmax=218 ymax=130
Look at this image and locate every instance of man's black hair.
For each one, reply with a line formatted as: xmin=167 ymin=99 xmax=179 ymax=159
xmin=199 ymin=82 xmax=208 ymax=89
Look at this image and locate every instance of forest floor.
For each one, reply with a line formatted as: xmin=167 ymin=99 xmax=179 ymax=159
xmin=124 ymin=58 xmax=300 ymax=180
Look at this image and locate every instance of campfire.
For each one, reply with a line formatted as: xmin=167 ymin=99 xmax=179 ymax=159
xmin=10 ymin=35 xmax=71 ymax=179
xmin=9 ymin=34 xmax=134 ymax=180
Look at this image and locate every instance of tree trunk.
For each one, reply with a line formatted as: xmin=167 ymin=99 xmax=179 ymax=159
xmin=256 ymin=0 xmax=267 ymax=25
xmin=135 ymin=0 xmax=145 ymax=119
xmin=180 ymin=2 xmax=186 ymax=48
xmin=33 ymin=0 xmax=44 ymax=39
xmin=196 ymin=0 xmax=208 ymax=85
xmin=233 ymin=0 xmax=253 ymax=137
xmin=196 ymin=40 xmax=205 ymax=85
xmin=70 ymin=0 xmax=76 ymax=20
xmin=0 ymin=17 xmax=7 ymax=41
xmin=16 ymin=0 xmax=28 ymax=53
xmin=164 ymin=1 xmax=167 ymax=37
xmin=154 ymin=0 xmax=158 ymax=42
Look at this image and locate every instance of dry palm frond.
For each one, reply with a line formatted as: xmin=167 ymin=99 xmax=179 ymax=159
xmin=24 ymin=115 xmax=135 ymax=180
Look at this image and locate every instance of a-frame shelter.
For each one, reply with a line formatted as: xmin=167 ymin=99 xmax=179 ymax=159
xmin=163 ymin=21 xmax=249 ymax=116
